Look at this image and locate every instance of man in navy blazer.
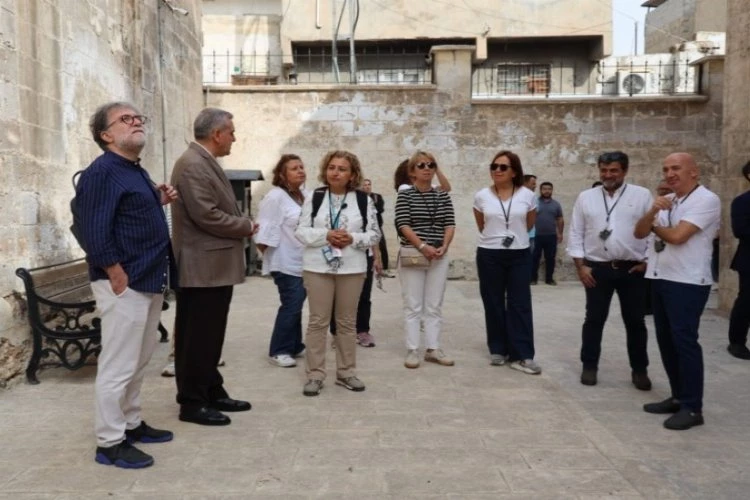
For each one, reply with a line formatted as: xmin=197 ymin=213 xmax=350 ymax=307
xmin=728 ymin=161 xmax=750 ymax=360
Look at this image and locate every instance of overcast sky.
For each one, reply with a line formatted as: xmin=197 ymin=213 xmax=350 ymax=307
xmin=612 ymin=0 xmax=647 ymax=55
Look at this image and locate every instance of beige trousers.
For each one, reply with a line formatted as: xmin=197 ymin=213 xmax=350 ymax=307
xmin=90 ymin=280 xmax=162 ymax=447
xmin=303 ymin=271 xmax=365 ymax=381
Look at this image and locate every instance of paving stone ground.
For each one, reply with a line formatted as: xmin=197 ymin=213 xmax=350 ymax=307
xmin=1 ymin=276 xmax=749 ymax=499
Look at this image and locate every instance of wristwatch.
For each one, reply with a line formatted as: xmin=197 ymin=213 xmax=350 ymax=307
xmin=418 ymin=242 xmax=427 ymax=250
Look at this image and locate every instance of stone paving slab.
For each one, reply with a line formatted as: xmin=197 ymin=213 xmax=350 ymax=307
xmin=1 ymin=276 xmax=749 ymax=498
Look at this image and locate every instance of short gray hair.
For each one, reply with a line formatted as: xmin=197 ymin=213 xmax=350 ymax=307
xmin=194 ymin=108 xmax=233 ymax=140
xmin=90 ymin=101 xmax=137 ymax=151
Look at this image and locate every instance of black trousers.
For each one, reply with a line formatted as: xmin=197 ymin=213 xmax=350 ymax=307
xmin=175 ymin=286 xmax=233 ymax=410
xmin=378 ymin=231 xmax=389 ymax=270
xmin=532 ymin=234 xmax=557 ymax=282
xmin=580 ymin=263 xmax=649 ymax=372
xmin=729 ymin=270 xmax=750 ymax=346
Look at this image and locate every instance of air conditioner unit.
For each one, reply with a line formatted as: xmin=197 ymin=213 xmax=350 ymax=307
xmin=617 ymin=71 xmax=660 ymax=95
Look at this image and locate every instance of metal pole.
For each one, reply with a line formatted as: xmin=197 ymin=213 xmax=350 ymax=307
xmin=349 ymin=0 xmax=356 ymax=83
xmin=634 ymin=21 xmax=638 ymax=55
xmin=332 ymin=0 xmax=339 ymax=82
xmin=157 ymin=0 xmax=168 ymax=182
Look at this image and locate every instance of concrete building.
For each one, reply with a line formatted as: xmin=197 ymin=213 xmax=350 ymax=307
xmin=642 ymin=0 xmax=727 ymax=53
xmin=202 ymin=0 xmax=613 ymax=94
xmin=0 ymin=0 xmax=204 ymax=386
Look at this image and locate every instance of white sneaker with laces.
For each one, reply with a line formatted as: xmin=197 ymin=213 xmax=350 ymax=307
xmin=509 ymin=359 xmax=542 ymax=375
xmin=268 ymin=354 xmax=297 ymax=368
xmin=161 ymin=362 xmax=175 ymax=377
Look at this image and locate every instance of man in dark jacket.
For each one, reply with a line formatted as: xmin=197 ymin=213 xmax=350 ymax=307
xmin=728 ymin=161 xmax=750 ymax=360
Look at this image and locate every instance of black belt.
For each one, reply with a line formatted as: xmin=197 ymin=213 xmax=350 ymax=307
xmin=584 ymin=259 xmax=642 ymax=270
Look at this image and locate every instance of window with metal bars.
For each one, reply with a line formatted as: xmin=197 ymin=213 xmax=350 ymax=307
xmin=496 ymin=63 xmax=551 ymax=95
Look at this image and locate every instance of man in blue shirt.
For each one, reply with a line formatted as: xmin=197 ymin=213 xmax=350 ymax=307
xmin=76 ymin=101 xmax=178 ymax=469
xmin=532 ymin=182 xmax=564 ymax=285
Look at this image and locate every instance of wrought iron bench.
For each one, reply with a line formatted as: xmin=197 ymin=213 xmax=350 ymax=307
xmin=15 ymin=258 xmax=169 ymax=384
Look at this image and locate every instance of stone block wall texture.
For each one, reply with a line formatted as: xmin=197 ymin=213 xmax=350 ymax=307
xmin=717 ymin=0 xmax=749 ymax=311
xmin=206 ymin=57 xmax=723 ymax=281
xmin=0 ymin=0 xmax=203 ymax=386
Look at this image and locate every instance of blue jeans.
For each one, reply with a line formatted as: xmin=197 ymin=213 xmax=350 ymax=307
xmin=476 ymin=247 xmax=535 ymax=361
xmin=269 ymin=272 xmax=306 ymax=357
xmin=651 ymin=279 xmax=710 ymax=412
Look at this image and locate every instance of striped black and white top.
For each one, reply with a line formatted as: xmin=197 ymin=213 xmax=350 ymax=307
xmin=395 ymin=187 xmax=456 ymax=247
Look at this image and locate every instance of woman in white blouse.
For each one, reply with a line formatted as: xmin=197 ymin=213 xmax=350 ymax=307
xmin=295 ymin=151 xmax=380 ymax=397
xmin=254 ymin=154 xmax=308 ymax=368
xmin=473 ymin=151 xmax=541 ymax=375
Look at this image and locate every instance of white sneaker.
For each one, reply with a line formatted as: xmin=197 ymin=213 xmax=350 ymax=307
xmin=404 ymin=349 xmax=420 ymax=369
xmin=490 ymin=354 xmax=508 ymax=366
xmin=268 ymin=354 xmax=297 ymax=368
xmin=161 ymin=362 xmax=175 ymax=377
xmin=509 ymin=359 xmax=542 ymax=375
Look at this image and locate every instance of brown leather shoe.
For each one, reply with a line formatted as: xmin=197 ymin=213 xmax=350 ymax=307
xmin=631 ymin=371 xmax=652 ymax=391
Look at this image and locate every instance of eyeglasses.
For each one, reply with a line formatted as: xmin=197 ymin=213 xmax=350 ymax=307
xmin=490 ymin=163 xmax=511 ymax=172
xmin=106 ymin=114 xmax=149 ymax=129
xmin=415 ymin=162 xmax=437 ymax=170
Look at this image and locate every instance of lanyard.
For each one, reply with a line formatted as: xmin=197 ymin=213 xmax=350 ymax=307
xmin=417 ymin=188 xmax=437 ymax=229
xmin=494 ymin=185 xmax=515 ymax=230
xmin=667 ymin=184 xmax=700 ymax=227
xmin=601 ymin=184 xmax=627 ymax=224
xmin=328 ymin=191 xmax=348 ymax=229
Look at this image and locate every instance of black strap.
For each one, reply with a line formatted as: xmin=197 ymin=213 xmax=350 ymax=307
xmin=601 ymin=184 xmax=627 ymax=224
xmin=311 ymin=187 xmax=367 ymax=231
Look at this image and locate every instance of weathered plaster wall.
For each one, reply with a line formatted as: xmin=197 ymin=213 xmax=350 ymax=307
xmin=645 ymin=0 xmax=727 ymax=53
xmin=717 ymin=0 xmax=749 ymax=311
xmin=0 ymin=0 xmax=204 ymax=386
xmin=278 ymin=0 xmax=612 ymax=54
xmin=205 ymin=46 xmax=723 ymax=281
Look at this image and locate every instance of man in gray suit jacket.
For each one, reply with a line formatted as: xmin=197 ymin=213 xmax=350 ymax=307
xmin=171 ymin=108 xmax=256 ymax=426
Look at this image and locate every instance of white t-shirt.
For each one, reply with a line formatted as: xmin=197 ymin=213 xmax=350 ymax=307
xmin=295 ymin=189 xmax=381 ymax=274
xmin=253 ymin=187 xmax=306 ymax=277
xmin=645 ymin=185 xmax=720 ymax=285
xmin=567 ymin=184 xmax=653 ymax=262
xmin=473 ymin=186 xmax=536 ymax=250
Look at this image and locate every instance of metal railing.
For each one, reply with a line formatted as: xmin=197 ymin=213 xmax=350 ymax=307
xmin=472 ymin=59 xmax=701 ymax=98
xmin=203 ymin=49 xmax=433 ymax=86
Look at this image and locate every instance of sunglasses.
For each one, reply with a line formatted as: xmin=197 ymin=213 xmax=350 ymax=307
xmin=415 ymin=162 xmax=437 ymax=170
xmin=490 ymin=163 xmax=511 ymax=172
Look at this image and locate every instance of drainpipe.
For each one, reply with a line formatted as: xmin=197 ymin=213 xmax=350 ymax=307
xmin=157 ymin=0 xmax=169 ymax=182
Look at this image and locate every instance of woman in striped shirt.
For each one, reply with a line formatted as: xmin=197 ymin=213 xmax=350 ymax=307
xmin=395 ymin=151 xmax=456 ymax=369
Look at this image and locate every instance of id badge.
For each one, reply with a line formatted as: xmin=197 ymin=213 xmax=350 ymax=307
xmin=321 ymin=245 xmax=336 ymax=263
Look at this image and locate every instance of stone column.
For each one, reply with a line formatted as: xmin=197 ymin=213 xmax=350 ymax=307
xmin=718 ymin=0 xmax=750 ymax=311
xmin=429 ymin=45 xmax=476 ymax=104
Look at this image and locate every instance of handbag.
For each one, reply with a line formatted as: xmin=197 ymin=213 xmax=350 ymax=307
xmin=399 ymin=247 xmax=430 ymax=268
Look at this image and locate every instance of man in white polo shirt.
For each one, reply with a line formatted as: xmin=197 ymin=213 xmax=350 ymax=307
xmin=568 ymin=151 xmax=653 ymax=390
xmin=634 ymin=152 xmax=720 ymax=430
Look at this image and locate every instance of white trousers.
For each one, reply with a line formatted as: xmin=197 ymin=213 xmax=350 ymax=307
xmin=91 ymin=280 xmax=162 ymax=447
xmin=398 ymin=254 xmax=450 ymax=350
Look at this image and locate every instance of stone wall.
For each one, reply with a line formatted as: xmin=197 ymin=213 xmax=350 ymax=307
xmin=717 ymin=0 xmax=749 ymax=311
xmin=0 ymin=0 xmax=204 ymax=386
xmin=205 ymin=46 xmax=724 ymax=280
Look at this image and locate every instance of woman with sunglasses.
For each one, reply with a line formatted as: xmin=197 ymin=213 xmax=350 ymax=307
xmin=254 ymin=154 xmax=308 ymax=368
xmin=473 ymin=151 xmax=541 ymax=375
xmin=394 ymin=158 xmax=452 ymax=193
xmin=395 ymin=151 xmax=456 ymax=369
